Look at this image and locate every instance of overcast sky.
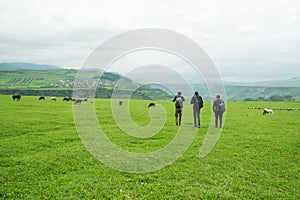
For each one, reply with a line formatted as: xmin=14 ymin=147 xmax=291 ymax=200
xmin=0 ymin=0 xmax=299 ymax=82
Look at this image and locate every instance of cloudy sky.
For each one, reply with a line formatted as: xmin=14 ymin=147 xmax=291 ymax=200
xmin=0 ymin=0 xmax=299 ymax=82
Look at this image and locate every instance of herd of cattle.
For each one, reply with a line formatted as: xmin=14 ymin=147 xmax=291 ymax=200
xmin=249 ymin=106 xmax=300 ymax=116
xmin=11 ymin=95 xmax=299 ymax=113
xmin=12 ymin=95 xmax=88 ymax=104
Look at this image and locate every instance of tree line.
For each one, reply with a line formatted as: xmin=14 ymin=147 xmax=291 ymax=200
xmin=0 ymin=86 xmax=172 ymax=100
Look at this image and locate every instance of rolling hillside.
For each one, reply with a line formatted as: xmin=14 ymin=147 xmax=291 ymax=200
xmin=0 ymin=62 xmax=299 ymax=101
xmin=0 ymin=68 xmax=172 ymax=100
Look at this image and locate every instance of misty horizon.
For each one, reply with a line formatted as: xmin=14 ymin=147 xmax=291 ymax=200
xmin=1 ymin=61 xmax=299 ymax=83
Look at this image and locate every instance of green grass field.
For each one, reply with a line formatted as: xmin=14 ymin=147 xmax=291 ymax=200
xmin=0 ymin=95 xmax=299 ymax=199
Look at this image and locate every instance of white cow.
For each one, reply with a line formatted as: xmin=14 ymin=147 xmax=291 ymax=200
xmin=263 ymin=108 xmax=274 ymax=115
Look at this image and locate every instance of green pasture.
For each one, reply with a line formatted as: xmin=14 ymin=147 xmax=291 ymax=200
xmin=0 ymin=95 xmax=299 ymax=199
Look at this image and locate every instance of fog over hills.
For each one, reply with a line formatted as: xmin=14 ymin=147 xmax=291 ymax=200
xmin=253 ymin=77 xmax=300 ymax=87
xmin=0 ymin=62 xmax=61 ymax=70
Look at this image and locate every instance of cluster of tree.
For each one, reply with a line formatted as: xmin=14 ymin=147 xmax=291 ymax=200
xmin=244 ymin=95 xmax=295 ymax=102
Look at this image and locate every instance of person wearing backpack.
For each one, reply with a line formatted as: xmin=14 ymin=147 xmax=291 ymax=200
xmin=213 ymin=95 xmax=226 ymax=128
xmin=172 ymin=91 xmax=185 ymax=126
xmin=190 ymin=91 xmax=203 ymax=128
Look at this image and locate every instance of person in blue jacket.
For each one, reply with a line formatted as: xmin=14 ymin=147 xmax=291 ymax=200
xmin=190 ymin=91 xmax=203 ymax=128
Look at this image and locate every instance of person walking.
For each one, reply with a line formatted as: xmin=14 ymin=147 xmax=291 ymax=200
xmin=172 ymin=91 xmax=185 ymax=126
xmin=213 ymin=95 xmax=226 ymax=128
xmin=190 ymin=91 xmax=203 ymax=128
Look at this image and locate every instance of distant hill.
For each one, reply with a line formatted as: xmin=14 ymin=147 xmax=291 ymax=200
xmin=224 ymin=77 xmax=300 ymax=101
xmin=188 ymin=77 xmax=300 ymax=101
xmin=0 ymin=63 xmax=299 ymax=101
xmin=224 ymin=85 xmax=300 ymax=101
xmin=254 ymin=77 xmax=300 ymax=87
xmin=0 ymin=68 xmax=172 ymax=100
xmin=228 ymin=77 xmax=300 ymax=87
xmin=0 ymin=62 xmax=61 ymax=70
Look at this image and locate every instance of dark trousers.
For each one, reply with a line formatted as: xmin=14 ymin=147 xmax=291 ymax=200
xmin=214 ymin=111 xmax=223 ymax=128
xmin=175 ymin=108 xmax=182 ymax=125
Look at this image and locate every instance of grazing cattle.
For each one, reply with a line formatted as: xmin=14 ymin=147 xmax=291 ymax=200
xmin=75 ymin=99 xmax=82 ymax=104
xmin=51 ymin=97 xmax=57 ymax=101
xmin=83 ymin=99 xmax=88 ymax=102
xmin=252 ymin=106 xmax=299 ymax=112
xmin=63 ymin=97 xmax=72 ymax=101
xmin=39 ymin=96 xmax=45 ymax=100
xmin=263 ymin=108 xmax=274 ymax=115
xmin=119 ymin=101 xmax=123 ymax=106
xmin=12 ymin=95 xmax=21 ymax=101
xmin=148 ymin=102 xmax=156 ymax=108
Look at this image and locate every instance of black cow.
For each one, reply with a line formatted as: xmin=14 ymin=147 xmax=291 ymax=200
xmin=39 ymin=96 xmax=45 ymax=100
xmin=119 ymin=101 xmax=123 ymax=106
xmin=75 ymin=99 xmax=82 ymax=104
xmin=12 ymin=95 xmax=21 ymax=101
xmin=63 ymin=97 xmax=72 ymax=101
xmin=148 ymin=102 xmax=156 ymax=108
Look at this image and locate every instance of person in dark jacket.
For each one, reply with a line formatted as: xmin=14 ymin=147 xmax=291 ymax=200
xmin=213 ymin=95 xmax=226 ymax=128
xmin=190 ymin=91 xmax=203 ymax=128
xmin=172 ymin=91 xmax=185 ymax=126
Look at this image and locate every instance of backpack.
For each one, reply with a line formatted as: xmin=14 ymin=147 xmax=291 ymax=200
xmin=219 ymin=102 xmax=226 ymax=112
xmin=198 ymin=96 xmax=203 ymax=108
xmin=175 ymin=97 xmax=183 ymax=108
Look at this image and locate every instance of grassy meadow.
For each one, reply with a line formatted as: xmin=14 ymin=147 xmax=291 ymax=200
xmin=0 ymin=95 xmax=299 ymax=199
